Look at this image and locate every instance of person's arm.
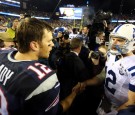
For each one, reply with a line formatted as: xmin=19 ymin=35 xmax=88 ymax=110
xmin=81 ymin=67 xmax=105 ymax=88
xmin=60 ymin=82 xmax=81 ymax=112
xmin=117 ymin=90 xmax=135 ymax=111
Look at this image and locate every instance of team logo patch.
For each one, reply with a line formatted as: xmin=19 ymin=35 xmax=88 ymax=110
xmin=118 ymin=64 xmax=127 ymax=76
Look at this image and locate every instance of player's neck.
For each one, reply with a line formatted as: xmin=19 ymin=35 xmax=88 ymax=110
xmin=115 ymin=52 xmax=134 ymax=61
xmin=122 ymin=52 xmax=134 ymax=57
xmin=14 ymin=51 xmax=38 ymax=61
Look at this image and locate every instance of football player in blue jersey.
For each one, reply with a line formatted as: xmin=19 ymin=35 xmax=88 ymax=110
xmin=0 ymin=18 xmax=81 ymax=115
xmin=80 ymin=23 xmax=135 ymax=115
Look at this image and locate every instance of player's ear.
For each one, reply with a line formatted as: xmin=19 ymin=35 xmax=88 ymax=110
xmin=30 ymin=41 xmax=39 ymax=51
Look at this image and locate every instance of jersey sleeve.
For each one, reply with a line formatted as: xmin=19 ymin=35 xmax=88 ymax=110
xmin=128 ymin=65 xmax=135 ymax=92
xmin=22 ymin=80 xmax=60 ymax=115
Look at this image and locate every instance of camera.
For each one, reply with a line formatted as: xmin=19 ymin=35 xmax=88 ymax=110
xmin=94 ymin=10 xmax=113 ymax=23
xmin=91 ymin=51 xmax=100 ymax=59
xmin=91 ymin=51 xmax=107 ymax=63
xmin=63 ymin=32 xmax=69 ymax=40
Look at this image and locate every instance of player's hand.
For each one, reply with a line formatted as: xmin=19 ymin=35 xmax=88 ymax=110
xmin=72 ymin=82 xmax=84 ymax=94
xmin=72 ymin=82 xmax=85 ymax=94
xmin=80 ymin=82 xmax=87 ymax=90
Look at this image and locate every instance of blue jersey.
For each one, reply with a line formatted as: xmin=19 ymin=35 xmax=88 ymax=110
xmin=0 ymin=50 xmax=60 ymax=115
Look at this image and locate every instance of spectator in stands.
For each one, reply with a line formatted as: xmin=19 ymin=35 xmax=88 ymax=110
xmin=6 ymin=18 xmax=19 ymax=39
xmin=0 ymin=32 xmax=16 ymax=48
xmin=80 ymin=25 xmax=90 ymax=48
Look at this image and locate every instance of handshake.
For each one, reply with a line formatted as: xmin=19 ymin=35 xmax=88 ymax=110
xmin=61 ymin=76 xmax=102 ymax=112
xmin=72 ymin=75 xmax=102 ymax=95
xmin=72 ymin=82 xmax=87 ymax=95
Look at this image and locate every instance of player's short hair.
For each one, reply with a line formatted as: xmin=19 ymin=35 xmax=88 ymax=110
xmin=16 ymin=18 xmax=53 ymax=53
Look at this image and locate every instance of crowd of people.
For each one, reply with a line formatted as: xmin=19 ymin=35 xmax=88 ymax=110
xmin=0 ymin=3 xmax=135 ymax=115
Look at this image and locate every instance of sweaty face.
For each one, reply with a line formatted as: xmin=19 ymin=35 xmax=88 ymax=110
xmin=39 ymin=29 xmax=54 ymax=58
xmin=109 ymin=37 xmax=128 ymax=55
xmin=110 ymin=37 xmax=126 ymax=51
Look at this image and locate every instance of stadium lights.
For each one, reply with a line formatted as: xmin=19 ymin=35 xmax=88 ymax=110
xmin=5 ymin=0 xmax=20 ymax=4
xmin=0 ymin=12 xmax=50 ymax=20
xmin=0 ymin=1 xmax=20 ymax=7
xmin=111 ymin=20 xmax=135 ymax=23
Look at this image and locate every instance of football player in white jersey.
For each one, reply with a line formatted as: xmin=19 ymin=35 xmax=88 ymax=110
xmin=80 ymin=23 xmax=135 ymax=115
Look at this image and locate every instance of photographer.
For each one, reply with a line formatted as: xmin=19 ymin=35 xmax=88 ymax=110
xmin=48 ymin=31 xmax=70 ymax=70
xmin=88 ymin=10 xmax=112 ymax=50
xmin=58 ymin=32 xmax=70 ymax=49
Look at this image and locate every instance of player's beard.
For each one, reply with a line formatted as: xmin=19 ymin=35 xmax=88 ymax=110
xmin=39 ymin=43 xmax=51 ymax=59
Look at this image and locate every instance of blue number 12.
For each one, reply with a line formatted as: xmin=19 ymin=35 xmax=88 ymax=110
xmin=105 ymin=70 xmax=116 ymax=94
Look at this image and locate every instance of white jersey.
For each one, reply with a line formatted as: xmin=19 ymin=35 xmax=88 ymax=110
xmin=69 ymin=33 xmax=78 ymax=39
xmin=105 ymin=53 xmax=135 ymax=107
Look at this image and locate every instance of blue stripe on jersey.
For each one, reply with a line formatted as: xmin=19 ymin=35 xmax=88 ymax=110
xmin=128 ymin=66 xmax=135 ymax=71
xmin=129 ymin=83 xmax=135 ymax=92
xmin=114 ymin=24 xmax=123 ymax=32
xmin=131 ymin=72 xmax=135 ymax=77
